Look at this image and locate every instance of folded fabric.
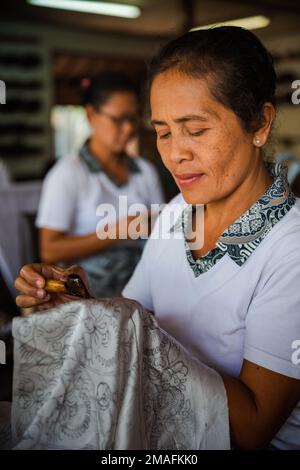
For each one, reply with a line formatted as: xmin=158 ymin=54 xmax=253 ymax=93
xmin=11 ymin=298 xmax=230 ymax=450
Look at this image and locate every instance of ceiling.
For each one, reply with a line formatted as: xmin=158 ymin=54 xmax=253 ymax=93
xmin=2 ymin=0 xmax=300 ymax=105
xmin=53 ymin=52 xmax=147 ymax=104
xmin=1 ymin=0 xmax=300 ymax=40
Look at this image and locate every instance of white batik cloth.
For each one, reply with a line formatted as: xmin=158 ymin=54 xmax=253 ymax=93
xmin=11 ymin=298 xmax=229 ymax=450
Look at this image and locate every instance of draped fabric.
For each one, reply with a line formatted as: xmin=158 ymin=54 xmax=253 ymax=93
xmin=11 ymin=298 xmax=229 ymax=450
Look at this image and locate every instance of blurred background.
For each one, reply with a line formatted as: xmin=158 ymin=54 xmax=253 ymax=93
xmin=0 ymin=0 xmax=300 ymax=182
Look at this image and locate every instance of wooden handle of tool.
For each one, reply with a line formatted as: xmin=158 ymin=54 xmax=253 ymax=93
xmin=44 ymin=279 xmax=67 ymax=294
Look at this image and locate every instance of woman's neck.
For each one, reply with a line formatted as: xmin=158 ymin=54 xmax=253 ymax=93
xmin=88 ymin=136 xmax=129 ymax=185
xmin=89 ymin=137 xmax=118 ymax=167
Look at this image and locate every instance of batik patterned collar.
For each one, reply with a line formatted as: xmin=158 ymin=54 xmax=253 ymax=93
xmin=171 ymin=163 xmax=296 ymax=277
xmin=79 ymin=140 xmax=140 ymax=187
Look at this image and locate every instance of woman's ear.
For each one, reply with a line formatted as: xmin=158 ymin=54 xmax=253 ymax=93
xmin=253 ymin=102 xmax=276 ymax=147
xmin=85 ymin=104 xmax=96 ymax=125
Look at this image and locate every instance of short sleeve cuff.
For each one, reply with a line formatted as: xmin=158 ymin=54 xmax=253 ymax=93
xmin=244 ymin=343 xmax=300 ymax=380
xmin=35 ymin=216 xmax=69 ymax=233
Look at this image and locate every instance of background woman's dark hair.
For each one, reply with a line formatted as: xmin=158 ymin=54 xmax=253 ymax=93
xmin=81 ymin=72 xmax=138 ymax=109
xmin=148 ymin=26 xmax=277 ymax=133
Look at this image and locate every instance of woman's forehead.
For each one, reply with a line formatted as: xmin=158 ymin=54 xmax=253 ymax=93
xmin=150 ymin=72 xmax=223 ymax=122
xmin=151 ymin=68 xmax=207 ymax=89
xmin=151 ymin=71 xmax=213 ymax=104
xmin=105 ymin=91 xmax=137 ymax=105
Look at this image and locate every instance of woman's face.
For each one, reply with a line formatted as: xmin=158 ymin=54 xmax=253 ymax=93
xmin=87 ymin=91 xmax=139 ymax=154
xmin=150 ymin=69 xmax=257 ymax=205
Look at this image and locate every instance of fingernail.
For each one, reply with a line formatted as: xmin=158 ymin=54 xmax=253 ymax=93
xmin=36 ymin=279 xmax=43 ymax=288
xmin=37 ymin=289 xmax=46 ymax=298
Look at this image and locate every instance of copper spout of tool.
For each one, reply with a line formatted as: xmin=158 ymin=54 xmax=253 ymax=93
xmin=44 ymin=274 xmax=90 ymax=299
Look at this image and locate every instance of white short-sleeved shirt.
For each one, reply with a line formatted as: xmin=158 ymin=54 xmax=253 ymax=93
xmin=36 ymin=149 xmax=164 ymax=234
xmin=123 ymin=163 xmax=300 ymax=449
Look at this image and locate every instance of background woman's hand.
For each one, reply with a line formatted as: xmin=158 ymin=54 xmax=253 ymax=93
xmin=14 ymin=263 xmax=94 ymax=312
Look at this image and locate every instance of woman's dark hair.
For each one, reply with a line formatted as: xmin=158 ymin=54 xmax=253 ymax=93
xmin=81 ymin=72 xmax=138 ymax=109
xmin=148 ymin=26 xmax=276 ymax=133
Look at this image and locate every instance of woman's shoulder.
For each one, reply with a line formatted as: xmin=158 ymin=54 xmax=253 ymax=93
xmin=276 ymin=198 xmax=300 ymax=241
xmin=291 ymin=197 xmax=300 ymax=217
xmin=54 ymin=154 xmax=83 ymax=171
xmin=43 ymin=154 xmax=84 ymax=182
xmin=259 ymin=198 xmax=300 ymax=264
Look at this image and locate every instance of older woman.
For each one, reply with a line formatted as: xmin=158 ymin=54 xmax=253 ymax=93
xmin=14 ymin=27 xmax=300 ymax=449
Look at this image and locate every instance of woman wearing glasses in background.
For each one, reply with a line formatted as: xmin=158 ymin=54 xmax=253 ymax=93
xmin=36 ymin=72 xmax=165 ymax=297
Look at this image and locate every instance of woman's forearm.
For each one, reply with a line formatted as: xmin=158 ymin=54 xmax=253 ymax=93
xmin=39 ymin=225 xmax=126 ymax=264
xmin=222 ymin=374 xmax=261 ymax=449
xmin=221 ymin=359 xmax=300 ymax=450
xmin=40 ymin=214 xmax=149 ymax=264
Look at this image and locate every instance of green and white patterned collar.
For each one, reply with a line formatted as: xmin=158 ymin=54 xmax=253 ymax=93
xmin=79 ymin=140 xmax=140 ymax=187
xmin=171 ymin=163 xmax=296 ymax=277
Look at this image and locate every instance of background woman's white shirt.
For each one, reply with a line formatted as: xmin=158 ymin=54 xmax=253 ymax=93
xmin=36 ymin=153 xmax=165 ymax=234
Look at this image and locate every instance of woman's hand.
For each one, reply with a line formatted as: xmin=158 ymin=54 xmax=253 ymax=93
xmin=14 ymin=263 xmax=94 ymax=312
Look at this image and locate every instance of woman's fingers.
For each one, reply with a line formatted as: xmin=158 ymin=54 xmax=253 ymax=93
xmin=18 ymin=264 xmax=44 ymax=288
xmin=16 ymin=294 xmax=51 ymax=309
xmin=15 ymin=263 xmax=93 ymax=310
xmin=18 ymin=263 xmax=65 ymax=289
xmin=15 ymin=263 xmax=65 ymax=309
xmin=14 ymin=276 xmax=49 ymax=300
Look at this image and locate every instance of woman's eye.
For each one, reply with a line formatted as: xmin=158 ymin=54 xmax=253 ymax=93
xmin=158 ymin=132 xmax=171 ymax=140
xmin=187 ymin=129 xmax=207 ymax=136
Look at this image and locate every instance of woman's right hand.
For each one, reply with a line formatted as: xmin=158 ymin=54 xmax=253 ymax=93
xmin=14 ymin=263 xmax=93 ymax=312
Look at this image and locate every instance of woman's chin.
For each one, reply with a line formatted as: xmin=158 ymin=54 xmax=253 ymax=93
xmin=180 ymin=187 xmax=209 ymax=205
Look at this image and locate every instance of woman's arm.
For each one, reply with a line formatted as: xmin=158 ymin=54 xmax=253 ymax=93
xmin=40 ymin=228 xmax=120 ymax=264
xmin=222 ymin=359 xmax=300 ymax=449
xmin=40 ymin=212 xmax=152 ymax=264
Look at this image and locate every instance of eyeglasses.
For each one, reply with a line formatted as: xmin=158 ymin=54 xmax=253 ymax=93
xmin=99 ymin=110 xmax=139 ymax=126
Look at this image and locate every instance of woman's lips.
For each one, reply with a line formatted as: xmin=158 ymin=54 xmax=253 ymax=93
xmin=175 ymin=173 xmax=205 ymax=187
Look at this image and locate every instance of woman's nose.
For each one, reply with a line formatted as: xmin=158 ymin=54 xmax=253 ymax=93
xmin=169 ymin=138 xmax=194 ymax=164
xmin=123 ymin=120 xmax=136 ymax=135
